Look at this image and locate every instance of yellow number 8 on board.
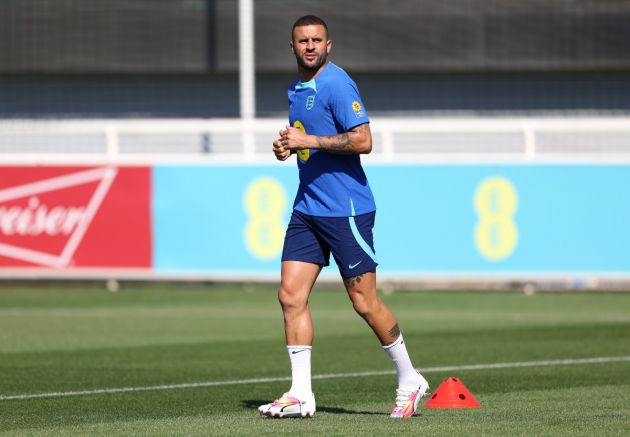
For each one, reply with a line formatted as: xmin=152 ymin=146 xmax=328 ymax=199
xmin=244 ymin=177 xmax=287 ymax=260
xmin=474 ymin=176 xmax=519 ymax=261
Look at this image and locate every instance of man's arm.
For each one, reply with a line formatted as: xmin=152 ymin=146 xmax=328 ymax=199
xmin=313 ymin=123 xmax=372 ymax=154
xmin=280 ymin=122 xmax=372 ymax=155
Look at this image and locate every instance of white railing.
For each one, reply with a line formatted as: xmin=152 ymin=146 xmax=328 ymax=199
xmin=1 ymin=116 xmax=630 ymax=163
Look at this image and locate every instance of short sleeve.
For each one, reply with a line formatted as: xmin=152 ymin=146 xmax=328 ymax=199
xmin=329 ymin=79 xmax=370 ymax=132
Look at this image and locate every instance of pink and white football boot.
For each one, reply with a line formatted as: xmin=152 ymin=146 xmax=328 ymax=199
xmin=390 ymin=375 xmax=430 ymax=419
xmin=258 ymin=392 xmax=316 ymax=418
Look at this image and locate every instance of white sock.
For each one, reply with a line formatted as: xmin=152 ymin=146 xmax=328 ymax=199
xmin=287 ymin=345 xmax=312 ymax=400
xmin=383 ymin=334 xmax=422 ymax=391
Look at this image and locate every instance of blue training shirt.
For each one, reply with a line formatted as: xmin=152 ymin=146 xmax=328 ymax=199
xmin=288 ymin=62 xmax=376 ymax=217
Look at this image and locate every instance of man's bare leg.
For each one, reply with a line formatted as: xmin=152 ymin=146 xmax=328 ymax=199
xmin=343 ymin=270 xmax=398 ymax=345
xmin=259 ymin=261 xmax=321 ymax=417
xmin=279 ymin=260 xmax=322 ymax=345
xmin=279 ymin=261 xmax=320 ymax=402
xmin=343 ymin=270 xmax=427 ymax=400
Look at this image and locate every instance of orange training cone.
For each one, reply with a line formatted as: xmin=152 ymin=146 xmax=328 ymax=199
xmin=424 ymin=377 xmax=480 ymax=408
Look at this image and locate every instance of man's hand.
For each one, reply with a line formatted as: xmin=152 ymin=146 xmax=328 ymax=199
xmin=272 ymin=137 xmax=291 ymax=161
xmin=280 ymin=125 xmax=314 ymax=151
xmin=273 ymin=125 xmax=314 ymax=161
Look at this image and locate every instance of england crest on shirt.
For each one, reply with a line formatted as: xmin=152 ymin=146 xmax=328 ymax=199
xmin=306 ymin=95 xmax=315 ymax=110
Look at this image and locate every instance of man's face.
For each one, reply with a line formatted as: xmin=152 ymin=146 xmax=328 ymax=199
xmin=291 ymin=24 xmax=331 ymax=72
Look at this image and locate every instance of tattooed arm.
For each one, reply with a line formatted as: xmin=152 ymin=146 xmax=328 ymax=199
xmin=313 ymin=123 xmax=372 ymax=154
xmin=279 ymin=122 xmax=372 ymax=155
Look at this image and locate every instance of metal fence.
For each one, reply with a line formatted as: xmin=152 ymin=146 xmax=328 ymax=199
xmin=2 ymin=117 xmax=630 ymax=163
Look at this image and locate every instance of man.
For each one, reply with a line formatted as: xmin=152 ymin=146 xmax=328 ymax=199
xmin=258 ymin=15 xmax=429 ymax=419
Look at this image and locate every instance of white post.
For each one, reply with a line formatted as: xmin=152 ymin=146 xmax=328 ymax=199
xmin=523 ymin=124 xmax=537 ymax=161
xmin=239 ymin=0 xmax=256 ymax=155
xmin=105 ymin=124 xmax=119 ymax=159
xmin=381 ymin=128 xmax=395 ymax=161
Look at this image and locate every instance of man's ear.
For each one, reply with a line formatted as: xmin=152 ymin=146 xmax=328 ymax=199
xmin=289 ymin=41 xmax=295 ymax=53
xmin=326 ymin=39 xmax=332 ymax=54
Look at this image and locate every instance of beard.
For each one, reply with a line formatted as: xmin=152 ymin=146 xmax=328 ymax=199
xmin=295 ymin=51 xmax=328 ymax=73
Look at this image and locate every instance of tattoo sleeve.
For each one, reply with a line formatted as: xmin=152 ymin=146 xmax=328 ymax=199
xmin=316 ymin=132 xmax=350 ymax=152
xmin=388 ymin=323 xmax=401 ymax=339
xmin=314 ymin=123 xmax=370 ymax=154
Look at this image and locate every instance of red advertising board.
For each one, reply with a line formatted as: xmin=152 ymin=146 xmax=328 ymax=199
xmin=0 ymin=166 xmax=151 ymax=269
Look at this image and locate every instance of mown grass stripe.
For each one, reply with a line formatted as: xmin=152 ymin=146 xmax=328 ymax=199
xmin=1 ymin=355 xmax=629 ymax=401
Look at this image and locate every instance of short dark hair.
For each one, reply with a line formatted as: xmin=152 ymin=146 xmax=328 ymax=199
xmin=292 ymin=15 xmax=328 ymax=39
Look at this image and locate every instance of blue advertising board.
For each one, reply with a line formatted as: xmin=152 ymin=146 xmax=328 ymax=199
xmin=153 ymin=164 xmax=630 ymax=278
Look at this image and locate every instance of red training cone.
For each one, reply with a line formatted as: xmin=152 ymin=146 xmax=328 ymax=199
xmin=424 ymin=377 xmax=480 ymax=408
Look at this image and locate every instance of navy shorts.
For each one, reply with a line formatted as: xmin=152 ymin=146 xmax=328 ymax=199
xmin=281 ymin=210 xmax=378 ymax=278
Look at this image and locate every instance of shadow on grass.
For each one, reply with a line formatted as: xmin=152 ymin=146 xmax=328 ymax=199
xmin=242 ymin=399 xmax=385 ymax=416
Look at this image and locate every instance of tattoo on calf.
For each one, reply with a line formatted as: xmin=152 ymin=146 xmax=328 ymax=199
xmin=388 ymin=323 xmax=401 ymax=339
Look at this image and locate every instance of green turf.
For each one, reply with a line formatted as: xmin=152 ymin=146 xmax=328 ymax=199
xmin=1 ymin=283 xmax=629 ymax=436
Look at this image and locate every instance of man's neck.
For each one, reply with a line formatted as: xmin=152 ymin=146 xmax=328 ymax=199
xmin=298 ymin=61 xmax=329 ymax=82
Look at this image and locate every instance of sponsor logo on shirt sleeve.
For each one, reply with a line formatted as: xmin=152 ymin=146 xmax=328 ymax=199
xmin=352 ymin=101 xmax=364 ymax=117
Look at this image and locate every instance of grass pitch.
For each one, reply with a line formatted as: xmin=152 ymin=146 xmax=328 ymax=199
xmin=0 ymin=283 xmax=629 ymax=436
